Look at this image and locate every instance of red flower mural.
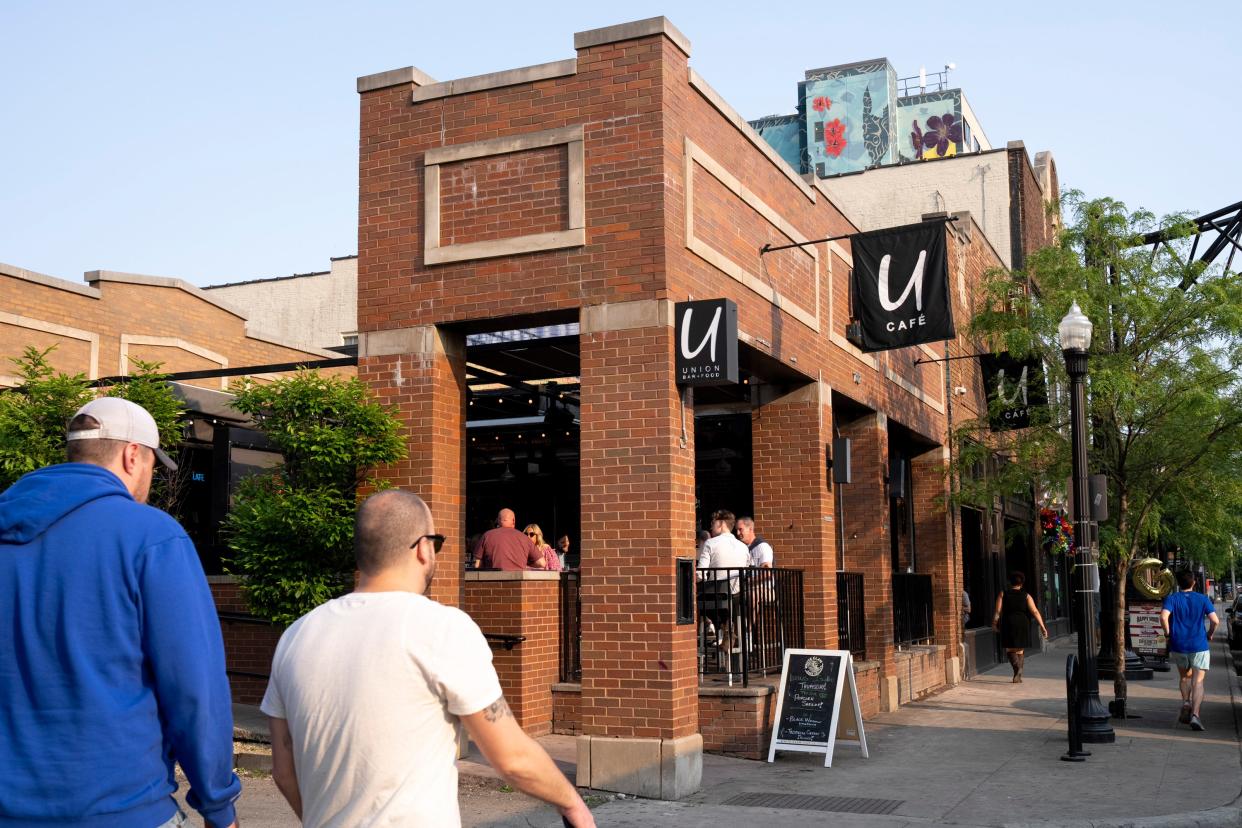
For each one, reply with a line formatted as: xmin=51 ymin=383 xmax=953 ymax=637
xmin=812 ymin=95 xmax=832 ymax=113
xmin=823 ymin=118 xmax=847 ymax=158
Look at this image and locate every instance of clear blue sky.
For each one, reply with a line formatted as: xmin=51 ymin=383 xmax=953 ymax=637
xmin=3 ymin=1 xmax=1238 ymax=286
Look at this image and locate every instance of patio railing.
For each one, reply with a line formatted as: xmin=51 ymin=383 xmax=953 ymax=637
xmin=697 ymin=566 xmax=804 ymax=687
xmin=893 ymin=572 xmax=935 ymax=647
xmin=837 ymin=571 xmax=867 ymax=660
xmin=559 ymin=570 xmax=581 ymax=682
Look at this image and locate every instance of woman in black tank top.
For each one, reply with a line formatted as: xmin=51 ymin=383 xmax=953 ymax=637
xmin=992 ymin=571 xmax=1049 ymax=682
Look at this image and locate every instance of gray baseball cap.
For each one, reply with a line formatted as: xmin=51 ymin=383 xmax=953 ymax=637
xmin=67 ymin=397 xmax=178 ymax=471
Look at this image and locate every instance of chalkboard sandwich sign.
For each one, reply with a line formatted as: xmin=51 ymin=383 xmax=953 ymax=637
xmin=767 ymin=649 xmax=868 ymax=767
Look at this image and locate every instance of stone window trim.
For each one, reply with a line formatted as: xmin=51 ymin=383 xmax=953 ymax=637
xmin=119 ymin=334 xmax=229 ymax=391
xmin=0 ymin=311 xmax=100 ymax=382
xmin=423 ymin=124 xmax=586 ymax=266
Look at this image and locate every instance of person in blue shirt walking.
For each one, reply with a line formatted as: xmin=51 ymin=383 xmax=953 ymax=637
xmin=1160 ymin=570 xmax=1219 ymax=732
xmin=0 ymin=397 xmax=241 ymax=827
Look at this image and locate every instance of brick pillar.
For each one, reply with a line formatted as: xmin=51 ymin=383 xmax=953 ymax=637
xmin=912 ymin=446 xmax=963 ymax=685
xmin=463 ymin=571 xmax=562 ymax=737
xmin=359 ymin=325 xmax=468 ymax=608
xmin=576 ymin=300 xmax=701 ymax=800
xmin=837 ymin=412 xmax=897 ymax=709
xmin=752 ymin=380 xmax=836 ymax=649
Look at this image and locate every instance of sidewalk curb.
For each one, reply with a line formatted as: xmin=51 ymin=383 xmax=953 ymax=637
xmin=1005 ymin=640 xmax=1242 ymax=828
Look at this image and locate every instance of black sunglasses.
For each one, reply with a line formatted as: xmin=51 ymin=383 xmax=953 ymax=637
xmin=411 ymin=534 xmax=446 ymax=553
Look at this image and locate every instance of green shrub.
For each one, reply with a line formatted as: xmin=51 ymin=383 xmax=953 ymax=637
xmin=223 ymin=370 xmax=405 ymax=625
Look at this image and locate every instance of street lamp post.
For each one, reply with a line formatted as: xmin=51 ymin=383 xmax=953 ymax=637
xmin=1059 ymin=301 xmax=1116 ymax=744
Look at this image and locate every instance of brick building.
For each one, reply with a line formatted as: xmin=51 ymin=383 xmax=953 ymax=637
xmin=0 ymin=260 xmax=348 ymax=703
xmin=0 ymin=261 xmax=342 ymax=388
xmin=353 ymin=16 xmax=1059 ymax=798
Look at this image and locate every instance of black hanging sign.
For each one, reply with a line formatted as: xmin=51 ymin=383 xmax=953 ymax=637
xmin=980 ymin=352 xmax=1047 ymax=431
xmin=849 ymin=220 xmax=955 ymax=352
xmin=674 ymin=299 xmax=738 ymax=386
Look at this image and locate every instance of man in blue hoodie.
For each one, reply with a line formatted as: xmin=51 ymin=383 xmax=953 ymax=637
xmin=0 ymin=397 xmax=241 ymax=827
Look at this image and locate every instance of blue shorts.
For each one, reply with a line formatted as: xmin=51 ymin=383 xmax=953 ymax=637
xmin=1170 ymin=650 xmax=1210 ymax=671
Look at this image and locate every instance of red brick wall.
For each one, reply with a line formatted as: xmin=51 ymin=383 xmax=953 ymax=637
xmin=357 ymin=37 xmax=668 ymax=335
xmin=698 ymin=690 xmax=775 ymax=760
xmin=355 ymin=23 xmax=1017 ymax=742
xmin=0 ymin=274 xmax=346 ymax=390
xmin=1007 ymin=145 xmax=1056 ymax=270
xmin=838 ymin=414 xmax=894 ymax=674
xmin=578 ymin=323 xmax=698 ymax=740
xmin=552 ymin=683 xmax=582 ymax=736
xmin=209 ymin=578 xmax=281 ymax=706
xmin=552 ymin=671 xmax=886 ymax=758
xmin=913 ymin=448 xmax=961 ymax=648
xmin=854 ymin=660 xmax=882 ymax=719
xmin=752 ymin=384 xmax=836 ymax=649
xmin=439 ymin=146 xmax=568 ymax=246
xmin=463 ymin=574 xmax=561 ymax=737
xmin=360 ymin=330 xmax=468 ymax=609
xmin=894 ymin=645 xmax=948 ymax=705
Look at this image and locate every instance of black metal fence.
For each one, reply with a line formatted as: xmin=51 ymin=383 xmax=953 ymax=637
xmin=893 ymin=572 xmax=935 ymax=647
xmin=697 ymin=567 xmax=804 ymax=687
xmin=559 ymin=570 xmax=581 ymax=682
xmin=837 ymin=571 xmax=867 ymax=660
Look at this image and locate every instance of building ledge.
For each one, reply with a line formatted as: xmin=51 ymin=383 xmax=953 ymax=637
xmin=466 ymin=569 xmax=561 ymax=582
xmin=412 ymin=59 xmax=577 ymax=103
xmin=574 ymin=16 xmax=690 ymax=56
xmin=356 ymin=65 xmax=437 ymax=94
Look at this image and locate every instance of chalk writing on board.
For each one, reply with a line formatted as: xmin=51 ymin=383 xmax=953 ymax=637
xmin=775 ymin=653 xmax=842 ymax=744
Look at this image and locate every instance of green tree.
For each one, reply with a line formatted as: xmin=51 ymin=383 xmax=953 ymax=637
xmin=223 ymin=370 xmax=406 ymax=625
xmin=0 ymin=346 xmax=93 ymax=489
xmin=0 ymin=347 xmax=188 ymax=509
xmin=957 ymin=193 xmax=1242 ymax=703
xmin=104 ymin=357 xmax=188 ymax=515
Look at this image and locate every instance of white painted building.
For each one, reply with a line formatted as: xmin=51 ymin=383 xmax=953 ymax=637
xmin=203 ymin=255 xmax=357 ymax=351
xmin=817 ymin=142 xmax=1058 ymax=269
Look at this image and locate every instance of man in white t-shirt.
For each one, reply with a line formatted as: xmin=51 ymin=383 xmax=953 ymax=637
xmin=261 ymin=490 xmax=594 ymax=828
xmin=697 ymin=509 xmax=751 ymax=576
xmin=697 ymin=510 xmax=752 ymax=655
xmin=735 ymin=517 xmax=774 ymax=568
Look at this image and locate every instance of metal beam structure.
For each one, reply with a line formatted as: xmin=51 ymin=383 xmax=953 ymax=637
xmin=1139 ymin=199 xmax=1242 ymax=288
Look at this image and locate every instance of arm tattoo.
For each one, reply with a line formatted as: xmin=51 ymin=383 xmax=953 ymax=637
xmin=483 ymin=695 xmax=512 ymax=723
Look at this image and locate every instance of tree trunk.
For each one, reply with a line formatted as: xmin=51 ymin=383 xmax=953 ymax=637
xmin=1112 ymin=495 xmax=1130 ymax=702
xmin=1113 ymin=556 xmax=1129 ymax=702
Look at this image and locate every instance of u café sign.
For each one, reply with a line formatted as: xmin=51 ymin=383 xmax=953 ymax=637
xmin=675 ymin=299 xmax=738 ymax=386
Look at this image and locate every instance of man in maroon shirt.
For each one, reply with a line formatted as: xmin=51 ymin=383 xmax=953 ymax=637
xmin=474 ymin=508 xmax=545 ymax=571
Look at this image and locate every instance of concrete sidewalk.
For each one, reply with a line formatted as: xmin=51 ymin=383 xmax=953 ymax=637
xmin=230 ymin=624 xmax=1241 ymax=827
xmin=461 ymin=629 xmax=1242 ymax=828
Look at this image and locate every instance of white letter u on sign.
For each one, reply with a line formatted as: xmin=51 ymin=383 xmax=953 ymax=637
xmin=681 ymin=306 xmax=722 ymax=362
xmin=878 ymin=250 xmax=927 ymax=312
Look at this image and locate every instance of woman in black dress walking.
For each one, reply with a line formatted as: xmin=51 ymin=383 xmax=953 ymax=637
xmin=992 ymin=571 xmax=1048 ymax=682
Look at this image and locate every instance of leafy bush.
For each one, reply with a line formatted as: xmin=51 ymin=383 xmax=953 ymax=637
xmin=0 ymin=348 xmax=184 ymax=501
xmin=223 ymin=371 xmax=406 ymax=625
xmin=0 ymin=346 xmax=94 ymax=489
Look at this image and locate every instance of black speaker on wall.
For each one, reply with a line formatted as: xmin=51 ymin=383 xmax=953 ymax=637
xmin=889 ymin=457 xmax=907 ymax=500
xmin=831 ymin=437 xmax=852 ymax=484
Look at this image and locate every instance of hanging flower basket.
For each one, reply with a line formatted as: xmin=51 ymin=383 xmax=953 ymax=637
xmin=1040 ymin=508 xmax=1074 ymax=556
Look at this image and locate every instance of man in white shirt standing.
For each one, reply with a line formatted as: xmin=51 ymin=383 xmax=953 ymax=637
xmin=262 ymin=489 xmax=594 ymax=827
xmin=697 ymin=510 xmax=752 ymax=657
xmin=735 ymin=517 xmax=774 ymax=568
xmin=697 ymin=509 xmax=751 ymax=574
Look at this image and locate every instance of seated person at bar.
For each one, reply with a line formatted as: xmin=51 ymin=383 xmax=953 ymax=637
xmin=474 ymin=508 xmax=545 ymax=570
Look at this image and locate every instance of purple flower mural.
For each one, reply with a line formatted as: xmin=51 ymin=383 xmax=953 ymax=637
xmin=922 ymin=114 xmax=962 ymax=157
